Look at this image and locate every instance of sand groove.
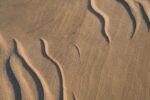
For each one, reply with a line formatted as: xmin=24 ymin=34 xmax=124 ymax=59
xmin=88 ymin=0 xmax=110 ymax=43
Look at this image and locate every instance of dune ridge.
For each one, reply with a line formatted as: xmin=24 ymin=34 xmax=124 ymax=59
xmin=12 ymin=39 xmax=54 ymax=100
xmin=118 ymin=0 xmax=150 ymax=38
xmin=6 ymin=57 xmax=22 ymax=100
xmin=40 ymin=38 xmax=69 ymax=100
xmin=5 ymin=38 xmax=77 ymax=100
xmin=9 ymin=54 xmax=35 ymax=100
xmin=88 ymin=0 xmax=110 ymax=43
xmin=137 ymin=2 xmax=150 ymax=31
xmin=117 ymin=0 xmax=137 ymax=38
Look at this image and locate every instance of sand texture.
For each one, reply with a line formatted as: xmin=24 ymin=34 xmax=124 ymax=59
xmin=0 ymin=0 xmax=150 ymax=100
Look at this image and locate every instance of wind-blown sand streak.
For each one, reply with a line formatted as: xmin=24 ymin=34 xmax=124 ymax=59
xmin=88 ymin=0 xmax=110 ymax=43
xmin=13 ymin=39 xmax=54 ymax=100
xmin=9 ymin=54 xmax=35 ymax=100
xmin=40 ymin=38 xmax=69 ymax=100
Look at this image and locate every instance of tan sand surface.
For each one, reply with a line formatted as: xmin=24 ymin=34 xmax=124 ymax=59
xmin=0 ymin=0 xmax=150 ymax=100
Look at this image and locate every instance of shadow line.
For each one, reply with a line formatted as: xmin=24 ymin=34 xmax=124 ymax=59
xmin=13 ymin=39 xmax=44 ymax=100
xmin=117 ymin=0 xmax=137 ymax=38
xmin=73 ymin=43 xmax=81 ymax=58
xmin=138 ymin=2 xmax=150 ymax=32
xmin=40 ymin=39 xmax=64 ymax=100
xmin=6 ymin=56 xmax=22 ymax=100
xmin=87 ymin=0 xmax=110 ymax=43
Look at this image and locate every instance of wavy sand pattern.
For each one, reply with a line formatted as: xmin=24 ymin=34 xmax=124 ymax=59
xmin=40 ymin=38 xmax=68 ymax=100
xmin=9 ymin=54 xmax=35 ymax=100
xmin=11 ymin=39 xmax=54 ymax=100
xmin=40 ymin=38 xmax=77 ymax=100
xmin=0 ymin=0 xmax=150 ymax=100
xmin=4 ymin=38 xmax=76 ymax=100
xmin=118 ymin=0 xmax=150 ymax=38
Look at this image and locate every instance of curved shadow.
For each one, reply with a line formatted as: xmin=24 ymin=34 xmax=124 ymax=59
xmin=40 ymin=39 xmax=65 ymax=100
xmin=138 ymin=2 xmax=150 ymax=32
xmin=87 ymin=0 xmax=110 ymax=43
xmin=73 ymin=43 xmax=81 ymax=58
xmin=6 ymin=56 xmax=22 ymax=100
xmin=117 ymin=0 xmax=137 ymax=38
xmin=13 ymin=40 xmax=44 ymax=100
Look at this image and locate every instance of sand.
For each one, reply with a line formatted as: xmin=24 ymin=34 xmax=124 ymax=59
xmin=0 ymin=0 xmax=150 ymax=100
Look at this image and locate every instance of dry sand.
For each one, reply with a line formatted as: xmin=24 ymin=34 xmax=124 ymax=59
xmin=0 ymin=0 xmax=150 ymax=100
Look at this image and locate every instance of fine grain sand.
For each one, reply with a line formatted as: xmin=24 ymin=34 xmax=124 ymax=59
xmin=0 ymin=0 xmax=150 ymax=100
